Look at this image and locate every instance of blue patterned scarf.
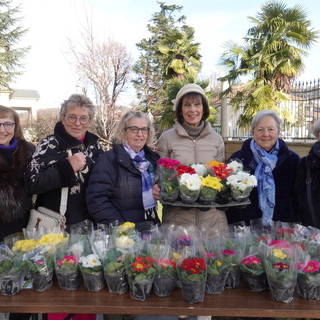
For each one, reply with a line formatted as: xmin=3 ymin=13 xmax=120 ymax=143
xmin=250 ymin=139 xmax=279 ymax=226
xmin=124 ymin=145 xmax=157 ymax=218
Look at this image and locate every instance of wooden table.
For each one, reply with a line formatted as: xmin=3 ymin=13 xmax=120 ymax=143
xmin=1 ymin=283 xmax=320 ymax=318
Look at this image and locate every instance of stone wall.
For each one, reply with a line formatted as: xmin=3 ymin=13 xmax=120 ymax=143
xmin=225 ymin=140 xmax=313 ymax=160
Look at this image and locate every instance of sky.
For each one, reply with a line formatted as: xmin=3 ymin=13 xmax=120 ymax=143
xmin=12 ymin=0 xmax=320 ymax=109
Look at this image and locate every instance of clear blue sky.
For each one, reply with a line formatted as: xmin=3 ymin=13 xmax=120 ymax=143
xmin=14 ymin=0 xmax=320 ymax=108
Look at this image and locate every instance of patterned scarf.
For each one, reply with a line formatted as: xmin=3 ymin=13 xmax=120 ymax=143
xmin=124 ymin=145 xmax=157 ymax=218
xmin=250 ymin=139 xmax=279 ymax=226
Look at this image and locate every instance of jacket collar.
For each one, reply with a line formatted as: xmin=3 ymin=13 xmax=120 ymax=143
xmin=174 ymin=120 xmax=212 ymax=138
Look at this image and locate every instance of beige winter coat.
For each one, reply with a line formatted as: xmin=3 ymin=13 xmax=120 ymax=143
xmin=156 ymin=121 xmax=228 ymax=234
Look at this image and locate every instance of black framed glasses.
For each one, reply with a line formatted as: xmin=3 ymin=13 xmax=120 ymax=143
xmin=125 ymin=126 xmax=150 ymax=134
xmin=0 ymin=122 xmax=15 ymax=130
xmin=66 ymin=114 xmax=89 ymax=125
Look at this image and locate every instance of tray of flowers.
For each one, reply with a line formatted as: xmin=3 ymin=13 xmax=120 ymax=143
xmin=158 ymin=158 xmax=255 ymax=208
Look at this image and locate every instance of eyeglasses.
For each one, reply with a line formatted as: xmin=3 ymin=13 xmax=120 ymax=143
xmin=0 ymin=122 xmax=15 ymax=130
xmin=66 ymin=114 xmax=89 ymax=125
xmin=125 ymin=126 xmax=150 ymax=134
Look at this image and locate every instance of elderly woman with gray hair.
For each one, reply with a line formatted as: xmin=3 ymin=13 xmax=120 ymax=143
xmin=294 ymin=119 xmax=320 ymax=228
xmin=226 ymin=110 xmax=299 ymax=226
xmin=87 ymin=110 xmax=160 ymax=232
xmin=25 ymin=93 xmax=103 ymax=227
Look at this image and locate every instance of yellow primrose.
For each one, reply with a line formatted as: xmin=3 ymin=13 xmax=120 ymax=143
xmin=201 ymin=175 xmax=223 ymax=191
xmin=118 ymin=222 xmax=135 ymax=234
xmin=12 ymin=239 xmax=37 ymax=252
xmin=273 ymin=248 xmax=287 ymax=259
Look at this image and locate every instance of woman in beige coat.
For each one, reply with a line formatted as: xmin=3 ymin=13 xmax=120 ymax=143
xmin=154 ymin=83 xmax=228 ymax=234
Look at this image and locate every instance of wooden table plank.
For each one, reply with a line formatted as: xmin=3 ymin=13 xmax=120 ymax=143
xmin=0 ymin=284 xmax=319 ymax=318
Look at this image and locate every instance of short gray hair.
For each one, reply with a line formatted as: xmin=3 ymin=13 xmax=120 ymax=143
xmin=112 ymin=110 xmax=155 ymax=146
xmin=251 ymin=110 xmax=281 ymax=133
xmin=59 ymin=94 xmax=95 ymax=121
xmin=313 ymin=119 xmax=320 ymax=139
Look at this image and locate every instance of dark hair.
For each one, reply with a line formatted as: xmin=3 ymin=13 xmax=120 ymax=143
xmin=175 ymin=93 xmax=209 ymax=123
xmin=59 ymin=94 xmax=95 ymax=120
xmin=0 ymin=105 xmax=24 ymax=140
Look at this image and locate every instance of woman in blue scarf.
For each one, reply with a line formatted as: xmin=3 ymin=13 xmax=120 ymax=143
xmin=86 ymin=110 xmax=160 ymax=233
xmin=226 ymin=110 xmax=299 ymax=226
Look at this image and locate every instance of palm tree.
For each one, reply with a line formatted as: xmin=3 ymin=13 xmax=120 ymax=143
xmin=158 ymin=26 xmax=201 ymax=81
xmin=219 ymin=0 xmax=319 ymax=128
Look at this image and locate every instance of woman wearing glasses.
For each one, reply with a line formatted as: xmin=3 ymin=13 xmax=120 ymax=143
xmin=24 ymin=94 xmax=103 ymax=227
xmin=0 ymin=105 xmax=35 ymax=242
xmin=86 ymin=110 xmax=160 ymax=233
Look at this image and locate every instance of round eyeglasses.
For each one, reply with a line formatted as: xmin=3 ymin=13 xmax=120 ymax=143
xmin=125 ymin=126 xmax=150 ymax=134
xmin=66 ymin=114 xmax=89 ymax=125
xmin=0 ymin=122 xmax=15 ymax=130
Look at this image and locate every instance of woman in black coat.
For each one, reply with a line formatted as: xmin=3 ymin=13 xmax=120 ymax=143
xmin=24 ymin=94 xmax=103 ymax=228
xmin=294 ymin=119 xmax=320 ymax=228
xmin=0 ymin=105 xmax=35 ymax=242
xmin=0 ymin=105 xmax=35 ymax=320
xmin=226 ymin=110 xmax=299 ymax=226
xmin=87 ymin=110 xmax=160 ymax=232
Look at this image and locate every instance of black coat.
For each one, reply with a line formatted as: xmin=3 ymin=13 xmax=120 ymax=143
xmin=294 ymin=141 xmax=320 ymax=228
xmin=226 ymin=138 xmax=299 ymax=225
xmin=86 ymin=143 xmax=160 ymax=226
xmin=24 ymin=122 xmax=103 ymax=226
xmin=0 ymin=139 xmax=35 ymax=241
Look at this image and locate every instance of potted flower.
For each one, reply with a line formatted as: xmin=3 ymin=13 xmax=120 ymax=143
xmin=198 ymin=175 xmax=223 ymax=205
xmin=25 ymin=246 xmax=55 ymax=292
xmin=226 ymin=160 xmax=243 ymax=174
xmin=158 ymin=158 xmax=180 ymax=202
xmin=153 ymin=245 xmax=177 ymax=297
xmin=297 ymin=259 xmax=320 ymax=300
xmin=221 ymin=247 xmax=240 ymax=289
xmin=240 ymin=254 xmax=267 ymax=292
xmin=263 ymin=241 xmax=298 ymax=303
xmin=177 ymin=256 xmax=207 ymax=304
xmin=0 ymin=245 xmax=28 ymax=296
xmin=178 ymin=172 xmax=202 ymax=204
xmin=125 ymin=254 xmax=156 ymax=301
xmin=55 ymin=250 xmax=79 ymax=291
xmin=103 ymin=247 xmax=128 ymax=294
xmin=206 ymin=161 xmax=233 ymax=204
xmin=226 ymin=171 xmax=257 ymax=202
xmin=79 ymin=253 xmax=104 ymax=292
xmin=205 ymin=252 xmax=229 ymax=294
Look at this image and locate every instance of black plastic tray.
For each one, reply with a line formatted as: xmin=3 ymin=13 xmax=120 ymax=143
xmin=160 ymin=199 xmax=250 ymax=208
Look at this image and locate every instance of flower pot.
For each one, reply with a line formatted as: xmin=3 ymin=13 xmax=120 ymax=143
xmin=206 ymin=270 xmax=229 ymax=294
xmin=198 ymin=188 xmax=218 ymax=205
xmin=82 ymin=271 xmax=105 ymax=292
xmin=0 ymin=272 xmax=25 ymax=296
xmin=267 ymin=277 xmax=296 ymax=303
xmin=56 ymin=269 xmax=80 ymax=291
xmin=297 ymin=274 xmax=320 ymax=300
xmin=179 ymin=187 xmax=200 ymax=204
xmin=216 ymin=185 xmax=231 ymax=204
xmin=128 ymin=279 xmax=154 ymax=301
xmin=159 ymin=167 xmax=179 ymax=203
xmin=104 ymin=272 xmax=128 ymax=295
xmin=32 ymin=270 xmax=54 ymax=292
xmin=225 ymin=268 xmax=241 ymax=289
xmin=230 ymin=187 xmax=252 ymax=202
xmin=241 ymin=272 xmax=267 ymax=292
xmin=153 ymin=274 xmax=177 ymax=297
xmin=180 ymin=279 xmax=206 ymax=304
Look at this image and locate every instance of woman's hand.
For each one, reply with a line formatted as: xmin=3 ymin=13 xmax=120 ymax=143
xmin=153 ymin=183 xmax=160 ymax=200
xmin=68 ymin=152 xmax=86 ymax=173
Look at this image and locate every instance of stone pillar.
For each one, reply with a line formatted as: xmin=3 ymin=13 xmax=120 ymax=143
xmin=220 ymin=81 xmax=229 ymax=140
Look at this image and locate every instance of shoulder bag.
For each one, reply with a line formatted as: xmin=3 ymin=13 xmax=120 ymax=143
xmin=26 ymin=187 xmax=68 ymax=231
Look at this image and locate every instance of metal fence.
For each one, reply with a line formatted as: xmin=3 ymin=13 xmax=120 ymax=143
xmin=217 ymin=78 xmax=320 ymax=141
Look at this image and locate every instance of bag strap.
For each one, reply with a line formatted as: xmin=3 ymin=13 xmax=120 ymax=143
xmin=306 ymin=165 xmax=316 ymax=226
xmin=32 ymin=187 xmax=68 ymax=216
